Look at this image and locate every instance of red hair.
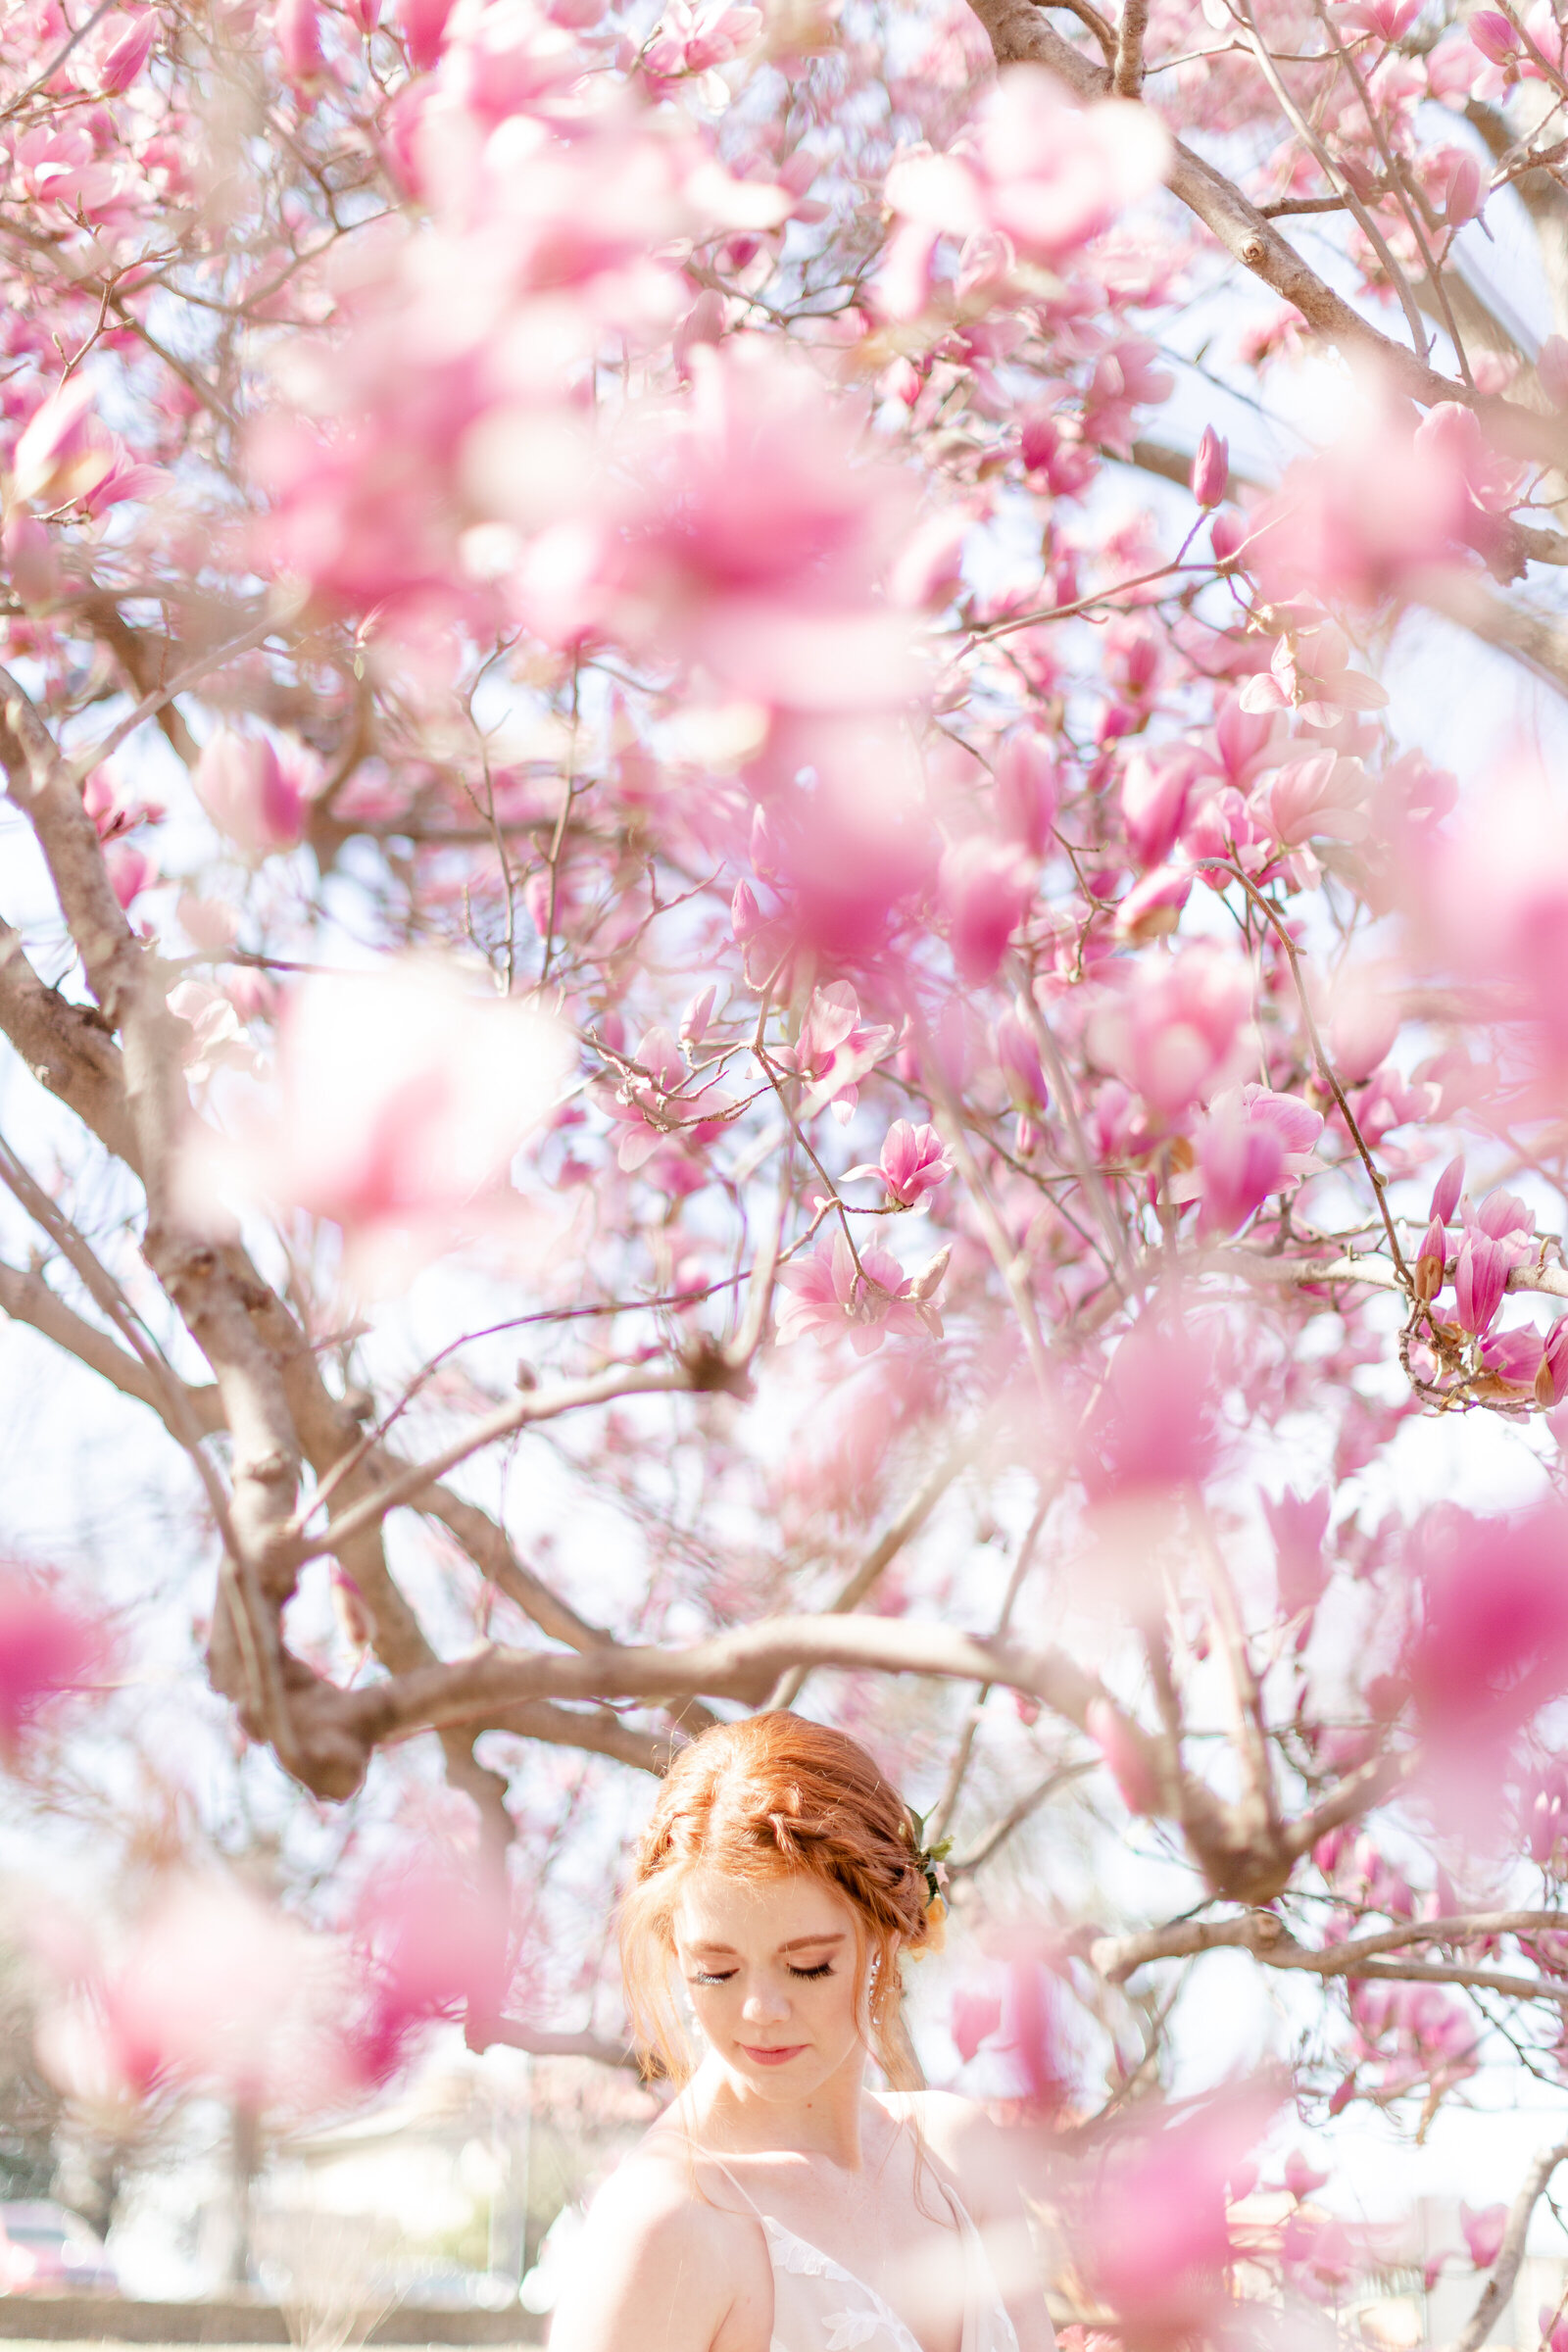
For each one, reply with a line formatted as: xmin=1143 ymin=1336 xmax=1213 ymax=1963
xmin=618 ymin=1712 xmax=935 ymax=2087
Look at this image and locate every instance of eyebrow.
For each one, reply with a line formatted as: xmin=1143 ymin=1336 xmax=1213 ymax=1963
xmin=686 ymin=1934 xmax=849 ymax=1956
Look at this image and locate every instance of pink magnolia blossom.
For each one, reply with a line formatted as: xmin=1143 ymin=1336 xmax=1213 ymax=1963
xmin=1284 ymin=2148 xmax=1330 ymax=2200
xmin=1415 ymin=1214 xmax=1448 ymax=1302
xmin=774 ymin=1229 xmax=944 ymax=1354
xmin=1470 ymin=8 xmax=1521 ymax=63
xmin=1079 ymin=1316 xmax=1219 ymax=1501
xmin=612 ymin=344 xmax=919 ymax=716
xmin=1405 ymin=772 xmax=1568 ymax=1070
xmin=1431 ymin=1153 xmax=1466 ymax=1223
xmin=1191 ymin=425 xmax=1228 ymax=509
xmin=995 ymin=1006 xmax=1049 ymax=1116
xmin=104 ymin=842 xmax=155 ymax=908
xmin=193 ymin=730 xmax=310 ymax=861
xmin=1340 ymin=0 xmax=1419 ymax=35
xmin=938 ymin=835 xmax=1035 ymax=983
xmin=1086 ymin=1694 xmax=1159 ymax=1814
xmin=1460 ymin=2202 xmax=1508 ymax=2270
xmin=185 ymin=960 xmax=570 ymax=1278
xmin=1453 ymin=1232 xmax=1508 ymax=1335
xmin=1443 ymin=151 xmax=1485 ymax=224
xmin=888 ymin=507 xmax=969 ymax=610
xmin=99 ymin=10 xmax=158 ymax=90
xmin=1405 ymin=1502 xmax=1568 ymax=1752
xmin=1 ymin=511 xmax=56 ymax=606
xmin=1088 ymin=946 xmax=1253 ymax=1124
xmin=951 ymin=1984 xmax=1004 ymax=2065
xmin=993 ymin=730 xmax=1057 ymax=856
xmin=1193 ymin=1099 xmax=1283 ymax=1236
xmin=12 ymin=377 xmax=113 ymax=509
xmin=400 ymin=0 xmax=457 ymax=68
xmin=885 ymin=66 xmax=1170 ymax=270
xmin=0 ymin=1575 xmax=103 ymax=1752
xmin=774 ymin=983 xmax=896 ymax=1123
xmin=276 ymin=0 xmax=324 ymax=82
xmin=1474 ymin=1185 xmax=1536 ymax=1257
xmin=1122 ymin=744 xmax=1205 ymax=867
xmin=1079 ymin=2101 xmax=1266 ymax=2341
xmin=1537 ymin=1318 xmax=1568 ymax=1409
xmin=1248 ymin=406 xmax=1479 ymax=608
xmin=1265 ymin=751 xmax=1372 ymax=852
xmin=1263 ymin=1486 xmax=1332 ymax=1618
xmin=991 ymin=1959 xmax=1075 ymax=2112
xmin=348 ymin=1852 xmax=509 ymax=2082
xmin=83 ymin=764 xmax=162 ymax=844
xmin=1240 ymin=620 xmax=1390 ymax=725
xmin=36 ymin=1877 xmax=354 ymax=2117
xmin=1115 ymin=860 xmax=1193 ymax=944
xmin=1328 ymin=973 xmax=1400 ymax=1084
xmin=599 ymin=1024 xmax=734 ymax=1172
xmin=844 ymin=1119 xmax=953 ymax=1207
xmin=1176 ymin=1082 xmax=1322 ymax=1233
xmin=1479 ymin=1326 xmax=1544 ymax=1394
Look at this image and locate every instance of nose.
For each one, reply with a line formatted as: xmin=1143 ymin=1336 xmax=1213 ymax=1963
xmin=741 ymin=1979 xmax=791 ymax=2026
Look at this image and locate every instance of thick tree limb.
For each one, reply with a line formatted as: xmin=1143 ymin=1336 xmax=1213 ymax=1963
xmin=467 ymin=2016 xmax=641 ymax=2070
xmin=1094 ymin=1908 xmax=1568 ymax=2006
xmin=0 ymin=922 xmax=141 ymax=1171
xmin=0 ymin=1253 xmax=220 ymax=1429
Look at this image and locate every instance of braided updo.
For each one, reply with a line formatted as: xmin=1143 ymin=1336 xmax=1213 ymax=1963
xmin=618 ymin=1712 xmax=935 ymax=2087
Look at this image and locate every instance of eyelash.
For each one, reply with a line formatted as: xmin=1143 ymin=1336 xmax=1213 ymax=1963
xmin=690 ymin=1962 xmax=835 ymax=1985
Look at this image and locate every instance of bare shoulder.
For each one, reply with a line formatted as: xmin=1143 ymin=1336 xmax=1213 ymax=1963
xmin=887 ymin=2088 xmax=1015 ymax=2202
xmin=548 ymin=2138 xmax=765 ymax=2352
xmin=883 ymin=2092 xmax=1056 ymax=2352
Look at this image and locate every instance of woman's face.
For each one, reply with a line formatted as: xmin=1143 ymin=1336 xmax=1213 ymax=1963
xmin=671 ymin=1866 xmax=869 ymax=2100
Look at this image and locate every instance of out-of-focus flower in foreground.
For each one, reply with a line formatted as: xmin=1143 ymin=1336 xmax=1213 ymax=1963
xmin=179 ymin=959 xmax=571 ymax=1283
xmin=0 ymin=1574 xmax=104 ymax=1754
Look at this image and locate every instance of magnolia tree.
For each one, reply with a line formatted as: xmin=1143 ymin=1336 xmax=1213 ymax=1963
xmin=11 ymin=0 xmax=1568 ymax=2321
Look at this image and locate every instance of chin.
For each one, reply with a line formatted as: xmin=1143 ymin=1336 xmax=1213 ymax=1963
xmin=730 ymin=2049 xmax=830 ymax=2095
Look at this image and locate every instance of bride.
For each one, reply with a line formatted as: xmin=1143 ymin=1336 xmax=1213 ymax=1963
xmin=549 ymin=1711 xmax=1054 ymax=2352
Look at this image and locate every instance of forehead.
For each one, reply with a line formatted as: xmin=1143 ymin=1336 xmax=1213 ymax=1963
xmin=671 ymin=1866 xmax=858 ymax=1950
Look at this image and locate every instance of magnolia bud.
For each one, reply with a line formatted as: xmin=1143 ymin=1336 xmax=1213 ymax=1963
xmin=1445 ymin=153 xmax=1484 ymax=227
xmin=1191 ymin=424 xmax=1228 ymax=510
xmin=1470 ymin=7 xmax=1520 ymax=63
xmin=680 ymin=984 xmax=717 ymax=1049
xmin=910 ymin=1244 xmax=951 ymax=1301
xmin=1414 ymin=1216 xmax=1447 ymax=1303
xmin=1429 ymin=1152 xmax=1465 ymax=1226
xmin=101 ymin=10 xmax=158 ymax=91
xmin=1538 ymin=1320 xmax=1568 ymax=1409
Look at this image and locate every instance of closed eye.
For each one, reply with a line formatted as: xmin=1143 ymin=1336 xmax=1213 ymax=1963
xmin=787 ymin=1961 xmax=833 ymax=1980
xmin=690 ymin=1970 xmax=737 ymax=1985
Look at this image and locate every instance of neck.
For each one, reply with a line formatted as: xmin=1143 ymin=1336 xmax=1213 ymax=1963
xmin=688 ymin=2040 xmax=874 ymax=2170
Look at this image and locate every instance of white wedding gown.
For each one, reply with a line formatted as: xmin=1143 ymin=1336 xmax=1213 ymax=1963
xmin=708 ymin=2157 xmax=1022 ymax=2352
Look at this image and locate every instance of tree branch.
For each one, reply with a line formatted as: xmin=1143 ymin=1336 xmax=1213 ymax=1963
xmin=955 ymin=0 xmax=1568 ymax=465
xmin=1453 ymin=2137 xmax=1568 ymax=2352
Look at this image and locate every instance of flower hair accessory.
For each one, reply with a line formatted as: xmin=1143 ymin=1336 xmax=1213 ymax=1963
xmin=906 ymin=1803 xmax=952 ymax=1915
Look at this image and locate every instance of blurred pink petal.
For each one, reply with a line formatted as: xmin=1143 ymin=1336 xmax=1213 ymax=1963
xmin=1461 ymin=2201 xmax=1508 ymax=2269
xmin=0 ymin=1575 xmax=104 ymax=1752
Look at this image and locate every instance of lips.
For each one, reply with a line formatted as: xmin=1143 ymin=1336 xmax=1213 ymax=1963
xmin=739 ymin=2042 xmax=807 ymax=2067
